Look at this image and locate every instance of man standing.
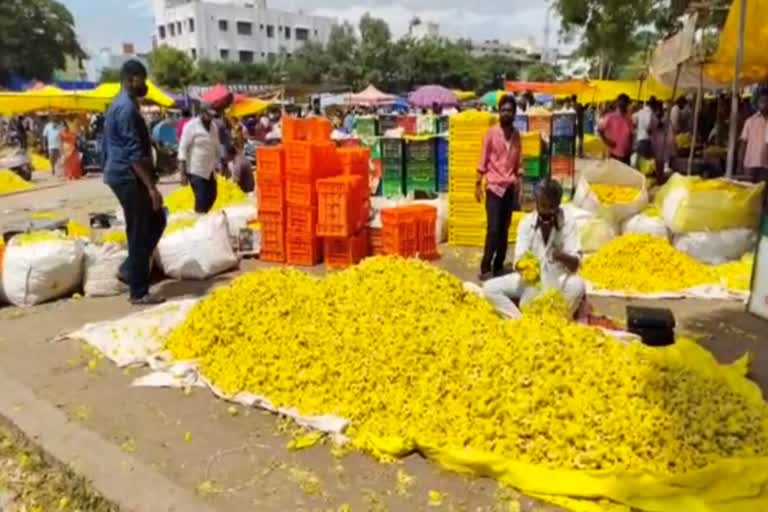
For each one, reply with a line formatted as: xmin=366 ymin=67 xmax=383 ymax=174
xmin=42 ymin=117 xmax=62 ymax=174
xmin=571 ymin=95 xmax=585 ymax=157
xmin=175 ymin=109 xmax=192 ymax=144
xmin=739 ymin=90 xmax=768 ymax=181
xmin=178 ymin=104 xmax=221 ymax=213
xmin=634 ymin=98 xmax=656 ymax=160
xmin=599 ymin=93 xmax=633 ymax=165
xmin=103 ymin=60 xmax=166 ymax=305
xmin=475 ymin=95 xmax=521 ymax=280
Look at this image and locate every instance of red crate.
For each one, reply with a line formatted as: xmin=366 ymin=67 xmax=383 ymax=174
xmin=286 ymin=206 xmax=317 ymax=236
xmin=550 ymin=156 xmax=575 ymax=179
xmin=285 ymin=174 xmax=317 ymax=206
xmin=316 ymin=175 xmax=370 ymax=237
xmin=285 ymin=141 xmax=339 ymax=177
xmin=287 ymin=234 xmax=322 ymax=266
xmin=528 ymin=116 xmax=552 ymax=137
xmin=337 ymin=147 xmax=370 ymax=179
xmin=396 ymin=115 xmax=417 ymax=135
xmin=413 ymin=205 xmax=438 ymax=259
xmin=282 ymin=117 xmax=307 ymax=142
xmin=324 ymin=229 xmax=370 ymax=270
xmin=306 ymin=118 xmax=332 ymax=142
xmin=338 ymin=138 xmax=361 ymax=148
xmin=260 ymin=211 xmax=285 ymax=262
xmin=370 ymin=228 xmax=384 ymax=256
xmin=381 ymin=205 xmax=438 ymax=259
xmin=257 ymin=173 xmax=284 ymax=214
xmin=256 ymin=145 xmax=285 ymax=178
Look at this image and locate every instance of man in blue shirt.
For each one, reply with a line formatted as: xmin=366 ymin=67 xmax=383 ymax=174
xmin=103 ymin=60 xmax=166 ymax=305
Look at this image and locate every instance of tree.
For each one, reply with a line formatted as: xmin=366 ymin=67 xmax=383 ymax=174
xmin=99 ymin=67 xmax=121 ymax=83
xmin=0 ymin=0 xmax=86 ymax=83
xmin=148 ymin=45 xmax=194 ymax=89
xmin=195 ymin=59 xmax=227 ymax=84
xmin=524 ymin=62 xmax=560 ymax=82
xmin=286 ymin=42 xmax=329 ymax=84
xmin=325 ymin=22 xmax=362 ymax=86
xmin=358 ymin=13 xmax=395 ymax=87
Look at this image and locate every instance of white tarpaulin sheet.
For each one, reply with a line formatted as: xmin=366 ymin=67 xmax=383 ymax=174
xmin=586 ymin=282 xmax=750 ymax=302
xmin=60 ymin=300 xmax=349 ymax=438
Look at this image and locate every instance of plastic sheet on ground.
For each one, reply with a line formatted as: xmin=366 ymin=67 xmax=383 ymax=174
xmin=59 ymin=298 xmax=768 ymax=512
xmin=585 ymin=281 xmax=749 ymax=302
xmin=59 ymin=300 xmax=348 ymax=438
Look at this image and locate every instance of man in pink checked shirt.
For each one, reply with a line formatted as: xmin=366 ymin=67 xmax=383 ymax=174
xmin=598 ymin=93 xmax=633 ymax=165
xmin=475 ymin=95 xmax=522 ymax=281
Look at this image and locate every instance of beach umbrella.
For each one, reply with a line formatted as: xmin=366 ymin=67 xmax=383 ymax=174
xmin=407 ymin=85 xmax=459 ymax=109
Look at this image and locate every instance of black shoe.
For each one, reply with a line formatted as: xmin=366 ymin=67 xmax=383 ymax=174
xmin=130 ymin=294 xmax=166 ymax=306
xmin=478 ymin=271 xmax=495 ymax=282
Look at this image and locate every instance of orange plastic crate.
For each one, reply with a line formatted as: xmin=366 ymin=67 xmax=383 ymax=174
xmin=257 ymin=173 xmax=284 ymax=214
xmin=285 ymin=141 xmax=339 ymax=177
xmin=256 ymin=145 xmax=285 ymax=178
xmin=337 ymin=147 xmax=370 ymax=178
xmin=286 ymin=206 xmax=317 ymax=236
xmin=381 ymin=205 xmax=438 ymax=259
xmin=396 ymin=115 xmax=417 ymax=135
xmin=413 ymin=205 xmax=438 ymax=259
xmin=324 ymin=229 xmax=370 ymax=270
xmin=282 ymin=117 xmax=307 ymax=142
xmin=550 ymin=156 xmax=575 ymax=178
xmin=370 ymin=228 xmax=384 ymax=256
xmin=316 ymin=175 xmax=370 ymax=237
xmin=285 ymin=174 xmax=317 ymax=206
xmin=260 ymin=211 xmax=285 ymax=262
xmin=286 ymin=234 xmax=322 ymax=266
xmin=528 ymin=116 xmax=552 ymax=136
xmin=306 ymin=118 xmax=332 ymax=141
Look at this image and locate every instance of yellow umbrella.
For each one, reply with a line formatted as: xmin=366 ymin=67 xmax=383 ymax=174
xmin=453 ymin=89 xmax=477 ymax=101
xmin=82 ymin=80 xmax=175 ymax=108
xmin=229 ymin=97 xmax=274 ymax=118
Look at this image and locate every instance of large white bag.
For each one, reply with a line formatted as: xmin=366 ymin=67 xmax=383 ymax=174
xmin=563 ymin=204 xmax=618 ymax=254
xmin=622 ymin=212 xmax=668 ymax=239
xmin=2 ymin=235 xmax=84 ymax=306
xmin=222 ymin=203 xmax=257 ymax=238
xmin=83 ymin=243 xmax=128 ymax=297
xmin=673 ymin=228 xmax=757 ymax=265
xmin=572 ymin=159 xmax=648 ymax=223
xmin=157 ymin=212 xmax=239 ymax=280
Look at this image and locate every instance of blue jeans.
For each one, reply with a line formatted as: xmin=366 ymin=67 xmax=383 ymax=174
xmin=187 ymin=173 xmax=218 ymax=213
xmin=109 ymin=180 xmax=167 ymax=300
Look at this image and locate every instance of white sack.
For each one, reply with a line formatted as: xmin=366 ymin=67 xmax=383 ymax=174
xmin=622 ymin=213 xmax=669 ymax=239
xmin=2 ymin=237 xmax=84 ymax=306
xmin=572 ymin=159 xmax=648 ymax=223
xmin=222 ymin=203 xmax=257 ymax=238
xmin=563 ymin=204 xmax=618 ymax=254
xmin=673 ymin=228 xmax=757 ymax=265
xmin=83 ymin=243 xmax=128 ymax=297
xmin=157 ymin=212 xmax=239 ymax=280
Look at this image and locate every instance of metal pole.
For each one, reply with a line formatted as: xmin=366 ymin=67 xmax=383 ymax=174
xmin=688 ymin=64 xmax=704 ymax=175
xmin=726 ymin=0 xmax=748 ymax=177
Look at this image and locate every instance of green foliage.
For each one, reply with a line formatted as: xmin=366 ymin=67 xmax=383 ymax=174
xmin=524 ymin=63 xmax=560 ymax=82
xmin=0 ymin=0 xmax=86 ymax=82
xmin=148 ymin=45 xmax=195 ymax=89
xmin=99 ymin=68 xmax=121 ymax=83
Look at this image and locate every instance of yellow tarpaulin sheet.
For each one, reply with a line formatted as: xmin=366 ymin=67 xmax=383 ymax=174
xmin=707 ymin=0 xmax=768 ymax=84
xmin=453 ymin=89 xmax=477 ymax=101
xmin=0 ymin=80 xmax=174 ymax=115
xmin=578 ymin=77 xmax=674 ymax=104
xmin=229 ymin=97 xmax=273 ymax=118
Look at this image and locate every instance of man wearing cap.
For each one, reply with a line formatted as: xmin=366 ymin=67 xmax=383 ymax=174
xmin=178 ymin=103 xmax=221 ymax=213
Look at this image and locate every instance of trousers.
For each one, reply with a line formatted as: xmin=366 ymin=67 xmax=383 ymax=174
xmin=483 ymin=272 xmax=587 ymax=319
xmin=109 ymin=180 xmax=167 ymax=300
xmin=187 ymin=173 xmax=218 ymax=214
xmin=481 ymin=185 xmax=518 ymax=274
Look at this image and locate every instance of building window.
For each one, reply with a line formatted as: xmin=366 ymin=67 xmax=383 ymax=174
xmin=296 ymin=28 xmax=309 ymax=41
xmin=218 ymin=20 xmax=228 ymax=31
xmin=189 ymin=18 xmax=195 ymax=32
xmin=177 ymin=22 xmax=182 ymax=34
xmin=239 ymin=50 xmax=254 ymax=63
xmin=158 ymin=26 xmax=166 ymax=39
xmin=169 ymin=23 xmax=175 ymax=37
xmin=236 ymin=21 xmax=252 ymax=35
xmin=266 ymin=25 xmax=275 ymax=38
xmin=220 ymin=49 xmax=230 ymax=60
xmin=314 ymin=29 xmax=318 ymax=36
xmin=267 ymin=52 xmax=276 ymax=62
xmin=191 ymin=48 xmax=197 ymax=60
xmin=260 ymin=24 xmax=264 ymax=30
xmin=260 ymin=52 xmax=265 ymax=57
xmin=285 ymin=27 xmax=291 ymax=39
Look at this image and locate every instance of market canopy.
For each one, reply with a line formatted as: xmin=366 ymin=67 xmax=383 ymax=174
xmin=408 ymin=85 xmax=458 ymax=108
xmin=505 ymin=80 xmax=592 ymax=96
xmin=577 ymin=77 xmax=674 ymax=104
xmin=481 ymin=90 xmax=506 ymax=107
xmin=229 ymin=96 xmax=275 ymax=118
xmin=707 ymin=0 xmax=768 ymax=84
xmin=453 ymin=89 xmax=477 ymax=101
xmin=348 ymin=85 xmax=396 ymax=106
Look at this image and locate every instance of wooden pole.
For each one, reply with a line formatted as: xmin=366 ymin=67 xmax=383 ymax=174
xmin=688 ymin=64 xmax=704 ymax=175
xmin=726 ymin=0 xmax=748 ymax=177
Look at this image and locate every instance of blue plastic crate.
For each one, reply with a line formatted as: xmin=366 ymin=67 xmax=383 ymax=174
xmin=552 ymin=114 xmax=576 ymax=137
xmin=437 ymin=161 xmax=449 ymax=192
xmin=514 ymin=114 xmax=528 ymax=133
xmin=436 ymin=137 xmax=449 ymax=163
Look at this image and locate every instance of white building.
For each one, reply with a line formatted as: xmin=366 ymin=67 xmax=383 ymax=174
xmin=152 ymin=0 xmax=335 ymax=64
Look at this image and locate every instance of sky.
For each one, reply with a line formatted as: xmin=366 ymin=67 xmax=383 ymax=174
xmin=59 ymin=0 xmax=563 ymax=55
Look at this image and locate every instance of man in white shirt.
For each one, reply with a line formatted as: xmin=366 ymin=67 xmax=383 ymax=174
xmin=42 ymin=117 xmax=62 ymax=174
xmin=178 ymin=104 xmax=220 ymax=213
xmin=482 ymin=180 xmax=586 ymax=319
xmin=634 ymin=97 xmax=656 ymax=160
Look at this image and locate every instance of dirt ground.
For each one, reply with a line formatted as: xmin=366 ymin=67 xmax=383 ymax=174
xmin=0 ymin=175 xmax=766 ymax=512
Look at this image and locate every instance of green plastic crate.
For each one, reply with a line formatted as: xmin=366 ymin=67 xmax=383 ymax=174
xmin=382 ymin=178 xmax=404 ymax=197
xmin=551 ymin=136 xmax=575 ymax=157
xmin=523 ymin=157 xmax=543 ymax=178
xmin=381 ymin=138 xmax=404 ymax=160
xmin=405 ymin=139 xmax=436 ymax=162
xmin=406 ymin=177 xmax=437 ymax=194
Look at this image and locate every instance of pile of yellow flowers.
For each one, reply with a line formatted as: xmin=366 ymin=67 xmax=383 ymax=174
xmin=28 ymin=152 xmax=51 ymax=172
xmin=0 ymin=170 xmax=34 ymax=195
xmin=589 ymin=184 xmax=640 ymax=205
xmin=517 ymin=252 xmax=540 ymax=285
xmin=165 ymin=175 xmax=247 ymax=213
xmin=715 ymin=253 xmax=754 ymax=292
xmin=165 ymin=256 xmax=768 ymax=476
xmin=164 ymin=217 xmax=198 ymax=235
xmin=581 ymin=234 xmax=718 ymax=293
xmin=12 ymin=230 xmax=67 ymax=246
xmin=66 ymin=220 xmax=91 ymax=239
xmin=101 ymin=230 xmax=127 ymax=245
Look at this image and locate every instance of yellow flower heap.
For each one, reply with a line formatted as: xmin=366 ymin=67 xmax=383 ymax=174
xmin=0 ymin=169 xmax=34 ymax=195
xmin=581 ymin=234 xmax=718 ymax=293
xmin=165 ymin=256 xmax=768 ymax=476
xmin=165 ymin=175 xmax=247 ymax=213
xmin=590 ymin=183 xmax=640 ymax=205
xmin=715 ymin=253 xmax=755 ymax=292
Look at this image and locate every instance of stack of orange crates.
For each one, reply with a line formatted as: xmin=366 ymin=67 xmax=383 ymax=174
xmin=317 ymin=174 xmax=371 ymax=269
xmin=381 ymin=204 xmax=439 ymax=260
xmin=256 ymin=145 xmax=286 ymax=262
xmin=336 ymin=147 xmax=370 ymax=178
